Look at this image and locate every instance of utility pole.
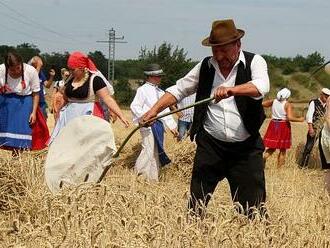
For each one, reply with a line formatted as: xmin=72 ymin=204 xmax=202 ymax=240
xmin=97 ymin=28 xmax=127 ymax=82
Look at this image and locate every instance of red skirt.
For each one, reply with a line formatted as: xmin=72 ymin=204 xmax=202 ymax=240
xmin=31 ymin=107 xmax=50 ymax=150
xmin=263 ymin=120 xmax=291 ymax=149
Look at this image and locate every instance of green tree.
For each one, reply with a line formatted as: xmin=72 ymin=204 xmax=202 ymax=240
xmin=114 ymin=79 xmax=135 ymax=105
xmin=292 ymin=54 xmax=305 ymax=69
xmin=0 ymin=43 xmax=40 ymax=64
xmin=139 ymin=42 xmax=196 ymax=89
xmin=42 ymin=52 xmax=69 ymax=79
xmin=300 ymin=51 xmax=324 ymax=72
xmin=88 ymin=51 xmax=108 ymax=78
xmin=16 ymin=43 xmax=40 ymax=62
xmin=282 ymin=63 xmax=296 ymax=75
xmin=115 ymin=59 xmax=144 ymax=80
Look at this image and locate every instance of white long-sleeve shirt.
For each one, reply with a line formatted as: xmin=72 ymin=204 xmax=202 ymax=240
xmin=130 ymin=82 xmax=177 ymax=130
xmin=177 ymin=93 xmax=196 ymax=122
xmin=0 ymin=63 xmax=40 ymax=95
xmin=305 ymin=98 xmax=326 ymax=124
xmin=166 ymin=50 xmax=270 ymax=142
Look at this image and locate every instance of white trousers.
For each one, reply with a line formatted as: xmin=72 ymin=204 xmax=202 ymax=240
xmin=135 ymin=129 xmax=160 ymax=181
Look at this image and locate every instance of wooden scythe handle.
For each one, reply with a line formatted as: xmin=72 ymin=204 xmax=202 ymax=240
xmin=96 ymin=96 xmax=214 ymax=183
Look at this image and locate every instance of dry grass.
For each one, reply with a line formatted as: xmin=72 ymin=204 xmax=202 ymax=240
xmin=0 ymin=113 xmax=330 ymax=248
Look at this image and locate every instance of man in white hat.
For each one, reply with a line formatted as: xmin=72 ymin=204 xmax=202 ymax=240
xmin=130 ymin=63 xmax=178 ymax=181
xmin=300 ymin=88 xmax=330 ymax=167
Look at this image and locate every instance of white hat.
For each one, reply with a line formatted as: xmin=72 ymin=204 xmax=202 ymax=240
xmin=321 ymin=88 xmax=330 ymax=96
xmin=276 ymin=88 xmax=291 ymax=101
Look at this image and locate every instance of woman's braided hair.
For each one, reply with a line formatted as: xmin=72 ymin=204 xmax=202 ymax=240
xmin=4 ymin=50 xmax=25 ymax=89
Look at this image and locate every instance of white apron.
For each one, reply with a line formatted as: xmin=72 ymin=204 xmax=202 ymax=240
xmin=45 ymin=115 xmax=117 ymax=193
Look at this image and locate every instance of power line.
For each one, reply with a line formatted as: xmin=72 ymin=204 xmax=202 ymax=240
xmin=0 ymin=11 xmax=78 ymax=45
xmin=97 ymin=28 xmax=127 ymax=81
xmin=0 ymin=10 xmax=35 ymax=27
xmin=0 ymin=22 xmax=56 ymax=44
xmin=0 ymin=0 xmax=80 ymax=43
xmin=0 ymin=10 xmax=98 ymax=47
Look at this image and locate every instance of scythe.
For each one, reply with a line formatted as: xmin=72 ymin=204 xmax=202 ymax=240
xmin=45 ymin=96 xmax=214 ymax=193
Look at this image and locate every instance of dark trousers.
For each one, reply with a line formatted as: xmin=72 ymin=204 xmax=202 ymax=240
xmin=189 ymin=128 xmax=266 ymax=217
xmin=299 ymin=133 xmax=317 ymax=168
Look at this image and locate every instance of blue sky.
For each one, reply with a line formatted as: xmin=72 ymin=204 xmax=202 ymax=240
xmin=0 ymin=0 xmax=329 ymax=60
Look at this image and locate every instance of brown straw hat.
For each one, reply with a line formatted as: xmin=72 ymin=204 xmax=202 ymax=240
xmin=202 ymin=19 xmax=245 ymax=47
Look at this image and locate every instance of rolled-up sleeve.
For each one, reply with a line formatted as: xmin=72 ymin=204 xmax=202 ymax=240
xmin=250 ymin=54 xmax=270 ymax=100
xmin=30 ymin=68 xmax=40 ymax=92
xmin=130 ymin=88 xmax=145 ymax=123
xmin=166 ymin=61 xmax=202 ymax=102
xmin=305 ymin=101 xmax=315 ymax=123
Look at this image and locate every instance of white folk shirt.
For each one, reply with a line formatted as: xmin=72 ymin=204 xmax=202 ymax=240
xmin=305 ymin=98 xmax=326 ymax=124
xmin=177 ymin=93 xmax=196 ymax=122
xmin=0 ymin=63 xmax=40 ymax=95
xmin=272 ymin=99 xmax=287 ymax=120
xmin=167 ymin=50 xmax=270 ymax=142
xmin=130 ymin=82 xmax=177 ymax=130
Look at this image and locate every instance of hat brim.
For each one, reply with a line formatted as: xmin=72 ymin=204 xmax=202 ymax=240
xmin=144 ymin=71 xmax=165 ymax=76
xmin=201 ymin=29 xmax=245 ymax=47
xmin=322 ymin=90 xmax=330 ymax=96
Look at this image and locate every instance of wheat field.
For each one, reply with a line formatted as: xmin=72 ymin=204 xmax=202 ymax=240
xmin=0 ymin=111 xmax=329 ymax=248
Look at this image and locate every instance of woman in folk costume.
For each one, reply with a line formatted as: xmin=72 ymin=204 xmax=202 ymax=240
xmin=0 ymin=51 xmax=49 ymax=154
xmin=319 ymin=96 xmax=330 ymax=194
xmin=263 ymin=88 xmax=304 ymax=167
xmin=130 ymin=64 xmax=178 ymax=181
xmin=49 ymin=51 xmax=129 ymax=144
xmin=51 ymin=68 xmax=69 ymax=123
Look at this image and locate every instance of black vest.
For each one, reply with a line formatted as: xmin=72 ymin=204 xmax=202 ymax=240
xmin=311 ymin=98 xmax=326 ymax=126
xmin=190 ymin=51 xmax=266 ymax=141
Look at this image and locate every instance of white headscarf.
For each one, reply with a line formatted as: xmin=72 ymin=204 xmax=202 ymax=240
xmin=94 ymin=70 xmax=114 ymax=95
xmin=276 ymin=88 xmax=291 ymax=101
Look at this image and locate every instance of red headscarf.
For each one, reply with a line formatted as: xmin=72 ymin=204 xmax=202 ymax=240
xmin=67 ymin=51 xmax=97 ymax=72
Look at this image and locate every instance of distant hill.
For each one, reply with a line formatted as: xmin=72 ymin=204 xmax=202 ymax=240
xmin=263 ymin=53 xmax=330 ymax=101
xmin=267 ymin=70 xmax=328 ymax=101
xmin=2 ymin=43 xmax=329 ymax=109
